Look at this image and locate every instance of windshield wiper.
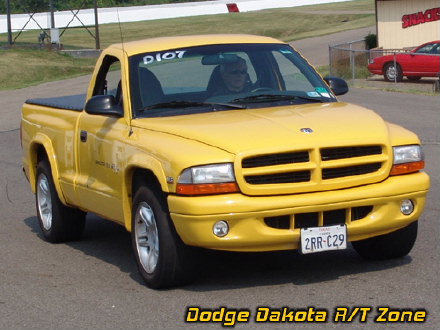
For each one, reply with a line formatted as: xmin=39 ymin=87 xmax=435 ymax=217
xmin=232 ymin=94 xmax=324 ymax=103
xmin=138 ymin=100 xmax=246 ymax=112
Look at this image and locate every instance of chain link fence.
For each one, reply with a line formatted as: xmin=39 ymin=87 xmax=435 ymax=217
xmin=329 ymin=40 xmax=440 ymax=93
xmin=3 ymin=0 xmax=100 ymax=49
xmin=329 ymin=39 xmax=369 ymax=83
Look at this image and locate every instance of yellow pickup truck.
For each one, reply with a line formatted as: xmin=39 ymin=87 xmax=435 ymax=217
xmin=21 ymin=34 xmax=430 ymax=289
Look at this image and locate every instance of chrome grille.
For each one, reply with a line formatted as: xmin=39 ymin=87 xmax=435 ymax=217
xmin=321 ymin=146 xmax=382 ymax=161
xmin=322 ymin=163 xmax=382 ymax=180
xmin=244 ymin=171 xmax=310 ymax=185
xmin=242 ymin=151 xmax=309 ymax=168
xmin=237 ymin=145 xmax=388 ymax=195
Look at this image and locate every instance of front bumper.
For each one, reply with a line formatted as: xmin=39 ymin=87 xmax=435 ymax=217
xmin=168 ymin=172 xmax=429 ymax=252
xmin=367 ymin=64 xmax=382 ymax=75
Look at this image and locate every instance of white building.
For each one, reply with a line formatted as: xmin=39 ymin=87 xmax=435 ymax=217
xmin=376 ymin=0 xmax=440 ymax=49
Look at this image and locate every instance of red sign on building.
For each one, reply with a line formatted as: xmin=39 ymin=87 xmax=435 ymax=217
xmin=402 ymin=7 xmax=440 ymax=28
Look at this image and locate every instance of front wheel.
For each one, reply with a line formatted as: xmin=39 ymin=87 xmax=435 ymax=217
xmin=131 ymin=185 xmax=197 ymax=289
xmin=352 ymin=221 xmax=418 ymax=260
xmin=384 ymin=63 xmax=403 ymax=82
xmin=36 ymin=160 xmax=86 ymax=243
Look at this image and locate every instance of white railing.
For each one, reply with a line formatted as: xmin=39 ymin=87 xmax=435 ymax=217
xmin=0 ymin=0 xmax=351 ymax=34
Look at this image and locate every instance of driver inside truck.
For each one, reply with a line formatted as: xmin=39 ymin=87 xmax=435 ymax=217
xmin=209 ymin=57 xmax=253 ymax=96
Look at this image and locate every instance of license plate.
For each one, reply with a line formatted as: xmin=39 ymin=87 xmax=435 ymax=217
xmin=300 ymin=225 xmax=347 ymax=254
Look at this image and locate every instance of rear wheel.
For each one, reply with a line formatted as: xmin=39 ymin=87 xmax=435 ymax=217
xmin=352 ymin=221 xmax=418 ymax=260
xmin=131 ymin=185 xmax=197 ymax=289
xmin=384 ymin=63 xmax=403 ymax=82
xmin=36 ymin=160 xmax=86 ymax=243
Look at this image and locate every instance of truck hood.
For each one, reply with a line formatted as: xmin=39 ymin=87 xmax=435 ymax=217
xmin=132 ymin=102 xmax=390 ymax=154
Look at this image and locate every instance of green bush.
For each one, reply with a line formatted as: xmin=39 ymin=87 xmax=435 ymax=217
xmin=365 ymin=33 xmax=377 ymax=50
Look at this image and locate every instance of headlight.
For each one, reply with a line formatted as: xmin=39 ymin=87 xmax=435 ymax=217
xmin=177 ymin=163 xmax=239 ymax=195
xmin=179 ymin=163 xmax=235 ymax=184
xmin=393 ymin=145 xmax=423 ymax=164
xmin=391 ymin=145 xmax=425 ymax=175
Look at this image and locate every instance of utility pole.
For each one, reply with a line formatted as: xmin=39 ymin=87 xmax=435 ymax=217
xmin=6 ymin=0 xmax=13 ymax=45
xmin=94 ymin=0 xmax=100 ymax=49
xmin=49 ymin=0 xmax=55 ymax=28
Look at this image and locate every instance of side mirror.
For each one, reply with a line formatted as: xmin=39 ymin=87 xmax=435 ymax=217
xmin=85 ymin=95 xmax=123 ymax=117
xmin=324 ymin=76 xmax=349 ymax=96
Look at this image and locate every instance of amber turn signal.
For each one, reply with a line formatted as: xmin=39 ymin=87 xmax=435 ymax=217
xmin=390 ymin=161 xmax=425 ymax=176
xmin=176 ymin=182 xmax=239 ymax=195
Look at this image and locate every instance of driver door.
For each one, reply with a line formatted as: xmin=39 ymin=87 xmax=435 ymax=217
xmin=76 ymin=55 xmax=129 ymax=223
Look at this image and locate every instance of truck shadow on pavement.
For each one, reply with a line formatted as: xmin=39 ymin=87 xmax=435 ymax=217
xmin=24 ymin=214 xmax=141 ymax=284
xmin=24 ymin=214 xmax=412 ymax=291
xmin=191 ymin=249 xmax=412 ymax=292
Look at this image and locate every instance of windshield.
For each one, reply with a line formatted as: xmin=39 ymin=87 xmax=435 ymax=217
xmin=129 ymin=43 xmax=335 ymax=118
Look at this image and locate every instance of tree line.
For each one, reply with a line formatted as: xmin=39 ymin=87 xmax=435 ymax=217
xmin=1 ymin=0 xmax=209 ymax=14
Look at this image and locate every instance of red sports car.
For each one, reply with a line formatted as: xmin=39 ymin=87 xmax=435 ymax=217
xmin=367 ymin=40 xmax=440 ymax=82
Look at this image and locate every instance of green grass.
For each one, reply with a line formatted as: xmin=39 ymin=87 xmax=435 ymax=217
xmin=294 ymin=0 xmax=374 ymax=12
xmin=355 ymin=85 xmax=438 ymax=96
xmin=316 ymin=66 xmax=331 ymax=78
xmin=0 ymin=0 xmax=375 ymax=90
xmin=0 ymin=48 xmax=97 ymax=90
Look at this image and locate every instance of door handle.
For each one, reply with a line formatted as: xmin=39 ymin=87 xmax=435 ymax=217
xmin=80 ymin=130 xmax=87 ymax=142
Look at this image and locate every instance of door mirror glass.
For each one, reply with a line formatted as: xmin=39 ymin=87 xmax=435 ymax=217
xmin=85 ymin=95 xmax=123 ymax=117
xmin=324 ymin=76 xmax=349 ymax=95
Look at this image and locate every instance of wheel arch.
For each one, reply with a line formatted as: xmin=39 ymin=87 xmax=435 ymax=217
xmin=28 ymin=136 xmax=66 ymax=204
xmin=122 ymin=157 xmax=170 ymax=232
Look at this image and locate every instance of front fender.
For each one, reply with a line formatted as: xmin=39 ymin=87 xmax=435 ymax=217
xmin=29 ymin=133 xmax=67 ymax=204
xmin=122 ymin=154 xmax=169 ymax=231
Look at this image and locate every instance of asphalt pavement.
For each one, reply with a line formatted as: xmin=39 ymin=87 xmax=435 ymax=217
xmin=292 ymin=26 xmax=376 ymax=67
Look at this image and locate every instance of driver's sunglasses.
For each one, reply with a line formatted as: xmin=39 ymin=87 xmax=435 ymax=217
xmin=226 ymin=69 xmax=247 ymax=75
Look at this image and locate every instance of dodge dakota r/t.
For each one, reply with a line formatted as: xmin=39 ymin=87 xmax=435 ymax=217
xmin=21 ymin=34 xmax=430 ymax=288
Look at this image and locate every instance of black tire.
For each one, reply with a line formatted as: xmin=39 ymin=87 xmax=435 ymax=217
xmin=36 ymin=160 xmax=86 ymax=243
xmin=352 ymin=221 xmax=418 ymax=260
xmin=131 ymin=185 xmax=197 ymax=289
xmin=407 ymin=76 xmax=421 ymax=81
xmin=384 ymin=63 xmax=403 ymax=82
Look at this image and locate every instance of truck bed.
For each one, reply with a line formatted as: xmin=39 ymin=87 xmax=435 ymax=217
xmin=26 ymin=94 xmax=86 ymax=111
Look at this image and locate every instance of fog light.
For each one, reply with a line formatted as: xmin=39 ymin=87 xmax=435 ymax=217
xmin=213 ymin=221 xmax=229 ymax=237
xmin=400 ymin=200 xmax=414 ymax=215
